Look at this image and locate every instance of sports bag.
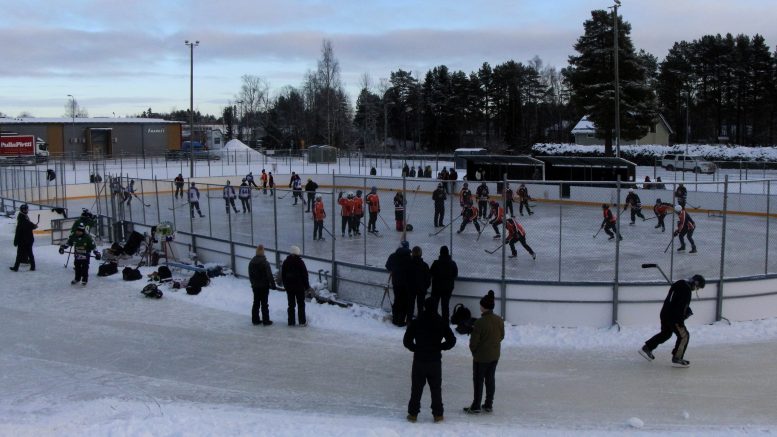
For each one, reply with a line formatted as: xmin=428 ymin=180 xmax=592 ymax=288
xmin=122 ymin=266 xmax=142 ymax=281
xmin=97 ymin=261 xmax=118 ymax=277
xmin=455 ymin=317 xmax=477 ymax=335
xmin=141 ymin=283 xmax=163 ymax=299
xmin=186 ymin=270 xmax=210 ymax=295
xmin=450 ymin=303 xmax=471 ymax=325
xmin=157 ymin=266 xmax=172 ymax=282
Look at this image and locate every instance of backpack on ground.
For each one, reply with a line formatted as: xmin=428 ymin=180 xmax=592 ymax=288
xmin=157 ymin=265 xmax=172 ymax=282
xmin=122 ymin=266 xmax=142 ymax=281
xmin=455 ymin=317 xmax=477 ymax=335
xmin=186 ymin=270 xmax=210 ymax=295
xmin=97 ymin=261 xmax=118 ymax=277
xmin=123 ymin=231 xmax=144 ymax=256
xmin=141 ymin=283 xmax=163 ymax=299
xmin=450 ymin=303 xmax=471 ymax=325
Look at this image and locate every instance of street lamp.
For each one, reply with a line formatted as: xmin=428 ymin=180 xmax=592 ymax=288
xmin=610 ymin=0 xmax=621 ymax=158
xmin=67 ymin=94 xmax=76 ymax=153
xmin=185 ymin=40 xmax=199 ymax=178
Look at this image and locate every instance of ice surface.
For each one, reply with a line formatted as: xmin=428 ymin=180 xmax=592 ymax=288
xmin=2 ymin=218 xmax=777 ymax=435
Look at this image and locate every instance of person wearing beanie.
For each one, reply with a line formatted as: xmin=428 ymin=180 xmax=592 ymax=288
xmin=639 ymin=274 xmax=706 ymax=368
xmin=385 ymin=241 xmax=413 ymax=326
xmin=408 ymin=246 xmax=431 ymax=320
xmin=464 ymin=290 xmax=504 ymax=414
xmin=281 ymin=246 xmax=310 ymax=326
xmin=430 ymin=246 xmax=458 ymax=322
xmin=403 ymin=297 xmax=456 ymax=423
xmin=248 ymin=244 xmax=276 ymax=326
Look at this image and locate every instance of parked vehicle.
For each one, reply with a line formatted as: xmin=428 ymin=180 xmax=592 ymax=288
xmin=659 ymin=154 xmax=716 ymax=174
xmin=0 ymin=133 xmax=49 ymax=164
xmin=166 ymin=141 xmax=220 ymax=161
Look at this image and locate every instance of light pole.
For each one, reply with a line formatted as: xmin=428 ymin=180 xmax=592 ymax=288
xmin=185 ymin=40 xmax=199 ymax=178
xmin=67 ymin=94 xmax=76 ymax=154
xmin=236 ymin=100 xmax=243 ymax=141
xmin=611 ymin=0 xmax=621 ymax=158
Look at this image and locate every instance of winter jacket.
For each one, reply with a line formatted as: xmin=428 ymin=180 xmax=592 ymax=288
xmin=385 ymin=247 xmax=412 ymax=288
xmin=313 ymin=200 xmax=326 ymax=221
xmin=281 ymin=254 xmax=310 ymax=292
xmin=429 ymin=255 xmax=458 ymax=296
xmin=432 ymin=188 xmax=446 ymax=206
xmin=65 ymin=233 xmax=96 ymax=261
xmin=248 ymin=254 xmax=276 ymax=290
xmin=470 ymin=311 xmax=505 ymax=363
xmin=660 ymin=280 xmax=693 ymax=324
xmin=305 ymin=180 xmax=319 ymax=193
xmin=14 ymin=212 xmax=37 ymax=246
xmin=403 ymin=310 xmax=456 ymax=362
xmin=408 ymin=257 xmax=431 ymax=296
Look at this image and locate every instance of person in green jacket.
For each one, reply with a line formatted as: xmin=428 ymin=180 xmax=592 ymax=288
xmin=60 ymin=223 xmax=100 ymax=286
xmin=463 ymin=290 xmax=505 ymax=414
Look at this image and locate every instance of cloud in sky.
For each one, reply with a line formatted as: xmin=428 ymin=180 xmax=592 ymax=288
xmin=1 ymin=0 xmax=775 ymax=117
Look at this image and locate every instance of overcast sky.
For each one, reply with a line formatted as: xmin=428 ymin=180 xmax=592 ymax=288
xmin=1 ymin=0 xmax=775 ymax=119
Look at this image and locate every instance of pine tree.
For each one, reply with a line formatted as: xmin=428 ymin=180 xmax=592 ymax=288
xmin=565 ymin=10 xmax=656 ymax=155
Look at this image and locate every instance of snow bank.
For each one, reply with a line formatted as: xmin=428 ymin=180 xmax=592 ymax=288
xmin=533 ymin=143 xmax=777 ymax=161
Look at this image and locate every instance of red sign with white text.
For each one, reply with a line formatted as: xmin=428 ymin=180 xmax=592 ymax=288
xmin=0 ymin=135 xmax=35 ymax=156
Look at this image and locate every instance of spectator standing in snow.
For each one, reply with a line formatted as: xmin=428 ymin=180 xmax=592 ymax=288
xmin=248 ymin=244 xmax=276 ymax=326
xmin=403 ymin=297 xmax=457 ymax=423
xmin=385 ymin=241 xmax=413 ymax=326
xmin=429 ymin=246 xmax=458 ymax=322
xmin=281 ymin=246 xmax=310 ymax=326
xmin=463 ymin=290 xmax=504 ymax=414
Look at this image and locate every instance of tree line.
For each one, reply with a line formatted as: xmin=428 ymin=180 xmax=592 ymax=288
xmin=138 ymin=10 xmax=777 ymax=154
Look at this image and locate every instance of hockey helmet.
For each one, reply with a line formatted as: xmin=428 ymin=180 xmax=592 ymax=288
xmin=628 ymin=188 xmax=634 ymax=193
xmin=349 ymin=192 xmax=355 ymax=198
xmin=674 ymin=204 xmax=683 ymax=213
xmin=691 ymin=274 xmax=706 ymax=289
xmin=602 ymin=203 xmax=609 ymax=209
xmin=81 ymin=207 xmax=90 ymax=216
xmin=356 ymin=190 xmax=362 ymax=196
xmin=226 ymin=180 xmax=231 ymax=185
xmin=405 ymin=224 xmax=414 ymax=232
xmin=371 ymin=186 xmax=377 ymax=193
xmin=438 ymin=182 xmax=443 ymax=188
xmin=463 ymin=182 xmax=469 ymax=188
xmin=315 ymin=194 xmax=322 ymax=200
xmin=76 ymin=223 xmax=86 ymax=231
xmin=242 ymin=178 xmax=247 ymax=183
xmin=19 ymin=204 xmax=29 ymax=213
xmin=656 ymin=198 xmax=662 ymax=204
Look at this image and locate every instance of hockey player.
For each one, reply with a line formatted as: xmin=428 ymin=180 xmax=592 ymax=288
xmin=476 ymin=182 xmax=489 ymax=219
xmin=174 ymin=174 xmax=185 ymax=198
xmin=653 ymin=198 xmax=673 ymax=232
xmin=457 ymin=202 xmax=481 ymax=234
xmin=487 ymin=200 xmax=504 ymax=238
xmin=305 ymin=178 xmax=318 ymax=212
xmin=394 ymin=192 xmax=406 ymax=232
xmin=624 ymin=188 xmax=646 ymax=224
xmin=675 ymin=183 xmax=688 ymax=208
xmin=260 ymin=169 xmax=268 ymax=194
xmin=312 ymin=194 xmax=326 ymax=241
xmin=352 ymin=190 xmax=364 ymax=236
xmin=238 ymin=179 xmax=252 ymax=213
xmin=504 ymin=183 xmax=515 ymax=217
xmin=245 ymin=171 xmax=258 ymax=188
xmin=123 ymin=179 xmax=135 ymax=206
xmin=517 ymin=183 xmax=533 ymax=216
xmin=366 ymin=187 xmax=381 ymax=233
xmin=600 ymin=203 xmax=622 ymax=241
xmin=59 ymin=223 xmax=100 ymax=286
xmin=674 ymin=205 xmax=697 ymax=253
xmin=70 ymin=208 xmax=97 ymax=236
xmin=268 ymin=172 xmax=275 ymax=196
xmin=10 ymin=204 xmax=37 ymax=272
xmin=188 ymin=183 xmax=204 ymax=218
xmin=292 ymin=176 xmax=303 ymax=205
xmin=338 ymin=192 xmax=355 ymax=237
xmin=432 ymin=183 xmax=446 ymax=227
xmin=639 ymin=274 xmax=706 ymax=368
xmin=505 ymin=215 xmax=536 ymax=260
xmin=223 ymin=180 xmax=238 ymax=214
xmin=459 ymin=182 xmax=472 ymax=207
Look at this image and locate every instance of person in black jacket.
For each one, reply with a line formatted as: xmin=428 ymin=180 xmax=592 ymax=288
xmin=304 ymin=178 xmax=319 ymax=212
xmin=408 ymin=246 xmax=431 ymax=321
xmin=429 ymin=246 xmax=458 ymax=322
xmin=281 ymin=246 xmax=310 ymax=326
xmin=248 ymin=244 xmax=276 ymax=326
xmin=385 ymin=241 xmax=413 ymax=326
xmin=432 ymin=183 xmax=446 ymax=227
xmin=404 ymin=297 xmax=457 ymax=423
xmin=639 ymin=274 xmax=706 ymax=367
xmin=11 ymin=204 xmax=37 ymax=272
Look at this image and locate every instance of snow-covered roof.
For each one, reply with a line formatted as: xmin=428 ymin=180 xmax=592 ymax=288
xmin=0 ymin=117 xmax=179 ymax=125
xmin=571 ymin=115 xmax=673 ymax=135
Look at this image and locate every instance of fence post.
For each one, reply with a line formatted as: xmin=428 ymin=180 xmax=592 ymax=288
xmin=717 ymin=175 xmax=729 ymax=322
xmin=228 ymin=206 xmax=236 ymax=273
xmin=363 ymin=176 xmax=367 ymax=265
xmin=449 ymin=179 xmax=454 ymax=256
xmin=402 ymin=174 xmax=407 ymax=242
xmin=500 ymin=174 xmax=507 ymax=319
xmin=154 ymin=176 xmax=161 ymax=224
xmin=766 ymin=180 xmax=771 ymax=275
xmin=612 ymin=177 xmax=622 ymax=327
xmin=558 ymin=182 xmax=563 ymax=282
xmin=331 ymin=172 xmax=337 ymax=292
xmin=206 ymin=184 xmax=213 ymax=237
xmin=273 ymin=181 xmax=280 ymax=268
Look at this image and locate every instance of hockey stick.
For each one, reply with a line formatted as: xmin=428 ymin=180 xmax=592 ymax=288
xmin=322 ymin=225 xmax=336 ymax=240
xmin=168 ymin=202 xmax=191 ymax=211
xmin=663 ymin=236 xmax=675 ymax=253
xmin=277 ymin=190 xmax=291 ymax=199
xmin=132 ymin=193 xmax=151 ymax=208
xmin=593 ymin=226 xmax=604 ymax=239
xmin=642 ymin=263 xmax=671 ymax=284
xmin=688 ymin=204 xmax=702 ymax=209
xmin=484 ymin=242 xmax=505 ymax=254
xmin=378 ymin=214 xmax=393 ymax=232
xmin=428 ymin=214 xmax=462 ymax=236
xmin=35 ymin=214 xmax=40 ymax=225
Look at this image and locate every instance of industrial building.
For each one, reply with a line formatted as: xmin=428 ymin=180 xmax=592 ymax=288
xmin=0 ymin=117 xmax=182 ymax=157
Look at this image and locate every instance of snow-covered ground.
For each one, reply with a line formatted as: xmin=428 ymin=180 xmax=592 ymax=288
xmin=2 ymin=216 xmax=777 ymax=435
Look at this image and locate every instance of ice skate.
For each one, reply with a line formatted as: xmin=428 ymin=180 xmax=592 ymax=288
xmin=639 ymin=345 xmax=655 ymax=361
xmin=689 ymin=247 xmax=697 ymax=254
xmin=672 ymin=357 xmax=690 ymax=368
xmin=434 ymin=415 xmax=444 ymax=422
xmin=463 ymin=407 xmax=481 ymax=414
xmin=407 ymin=414 xmax=417 ymax=423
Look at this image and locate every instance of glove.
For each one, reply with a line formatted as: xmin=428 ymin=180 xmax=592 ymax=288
xmin=673 ymin=230 xmax=679 ymax=237
xmin=59 ymin=245 xmax=67 ymax=254
xmin=94 ymin=251 xmax=102 ymax=260
xmin=338 ymin=192 xmax=343 ymax=198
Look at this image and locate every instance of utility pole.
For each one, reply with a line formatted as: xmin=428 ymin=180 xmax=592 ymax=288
xmin=612 ymin=0 xmax=621 ymax=158
xmin=185 ymin=40 xmax=199 ymax=178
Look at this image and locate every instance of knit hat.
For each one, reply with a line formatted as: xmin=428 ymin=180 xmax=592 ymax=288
xmin=480 ymin=290 xmax=496 ymax=310
xmin=400 ymin=241 xmax=410 ymax=249
xmin=290 ymin=245 xmax=301 ymax=255
xmin=439 ymin=245 xmax=449 ymax=256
